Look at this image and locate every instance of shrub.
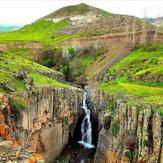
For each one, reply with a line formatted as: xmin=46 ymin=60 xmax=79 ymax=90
xmin=128 ymin=149 xmax=133 ymax=161
xmin=42 ymin=58 xmax=53 ymax=68
xmin=107 ymin=100 xmax=114 ymax=112
xmin=160 ymin=109 xmax=163 ymax=116
xmin=110 ymin=119 xmax=120 ymax=136
xmin=68 ymin=48 xmax=75 ymax=58
xmin=55 ymin=160 xmax=65 ymax=163
xmin=11 ymin=98 xmax=27 ymax=112
xmin=141 ymin=44 xmax=160 ymax=52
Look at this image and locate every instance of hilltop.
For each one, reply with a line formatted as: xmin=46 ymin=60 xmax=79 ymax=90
xmin=0 ymin=3 xmax=159 ymax=44
xmin=44 ymin=3 xmax=110 ymax=19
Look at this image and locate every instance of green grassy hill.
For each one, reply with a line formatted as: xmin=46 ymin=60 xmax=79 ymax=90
xmin=98 ymin=44 xmax=163 ymax=106
xmin=0 ymin=4 xmax=110 ymax=44
xmin=0 ymin=19 xmax=75 ymax=43
xmin=0 ymin=3 xmax=153 ymax=44
xmin=0 ymin=50 xmax=69 ymax=93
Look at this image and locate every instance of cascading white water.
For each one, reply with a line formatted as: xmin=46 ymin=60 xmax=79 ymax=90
xmin=78 ymin=91 xmax=95 ymax=149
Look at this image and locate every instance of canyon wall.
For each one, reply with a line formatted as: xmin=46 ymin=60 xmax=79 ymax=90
xmin=87 ymin=87 xmax=163 ymax=163
xmin=61 ymin=31 xmax=163 ymax=49
xmin=0 ymin=42 xmax=44 ymax=51
xmin=0 ymin=86 xmax=83 ymax=162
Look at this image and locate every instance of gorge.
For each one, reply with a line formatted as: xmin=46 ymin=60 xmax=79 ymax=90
xmin=0 ymin=3 xmax=163 ymax=163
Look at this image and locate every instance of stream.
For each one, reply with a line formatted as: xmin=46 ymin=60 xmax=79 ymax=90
xmin=54 ymin=91 xmax=96 ymax=163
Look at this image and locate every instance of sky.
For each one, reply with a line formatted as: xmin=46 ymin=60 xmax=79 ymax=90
xmin=0 ymin=0 xmax=163 ymax=25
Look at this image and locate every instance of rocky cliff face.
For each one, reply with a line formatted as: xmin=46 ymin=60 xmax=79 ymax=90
xmin=87 ymin=87 xmax=162 ymax=163
xmin=0 ymin=86 xmax=83 ymax=162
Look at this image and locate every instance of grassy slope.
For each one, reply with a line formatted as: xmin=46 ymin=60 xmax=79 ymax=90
xmin=98 ymin=44 xmax=163 ymax=105
xmin=0 ymin=4 xmax=110 ymax=44
xmin=0 ymin=19 xmax=78 ymax=44
xmin=0 ymin=51 xmax=69 ymax=93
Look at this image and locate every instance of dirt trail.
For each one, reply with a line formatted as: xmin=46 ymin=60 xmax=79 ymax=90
xmin=86 ymin=44 xmax=131 ymax=81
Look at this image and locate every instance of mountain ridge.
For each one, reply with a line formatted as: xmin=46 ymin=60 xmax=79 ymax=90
xmin=44 ymin=3 xmax=110 ymax=19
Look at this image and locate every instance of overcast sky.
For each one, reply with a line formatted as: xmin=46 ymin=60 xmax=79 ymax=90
xmin=0 ymin=0 xmax=163 ymax=25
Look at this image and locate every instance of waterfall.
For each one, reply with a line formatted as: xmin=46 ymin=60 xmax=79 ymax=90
xmin=78 ymin=91 xmax=95 ymax=149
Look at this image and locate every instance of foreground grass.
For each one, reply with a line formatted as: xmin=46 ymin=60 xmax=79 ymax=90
xmin=98 ymin=44 xmax=163 ymax=106
xmin=99 ymin=81 xmax=163 ymax=104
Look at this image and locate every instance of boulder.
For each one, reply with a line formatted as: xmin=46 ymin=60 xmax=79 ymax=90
xmin=23 ymin=77 xmax=33 ymax=85
xmin=15 ymin=69 xmax=27 ymax=80
xmin=25 ymin=84 xmax=32 ymax=91
xmin=0 ymin=81 xmax=15 ymax=92
xmin=23 ymin=77 xmax=33 ymax=91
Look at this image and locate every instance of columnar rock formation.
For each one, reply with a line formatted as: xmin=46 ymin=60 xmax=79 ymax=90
xmin=87 ymin=87 xmax=163 ymax=163
xmin=0 ymin=86 xmax=83 ymax=162
xmin=61 ymin=31 xmax=163 ymax=49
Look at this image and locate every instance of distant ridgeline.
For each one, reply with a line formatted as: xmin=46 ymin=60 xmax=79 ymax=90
xmin=0 ymin=25 xmax=22 ymax=32
xmin=0 ymin=3 xmax=162 ymax=45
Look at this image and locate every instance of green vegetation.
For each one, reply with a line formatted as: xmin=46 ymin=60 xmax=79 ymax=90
xmin=101 ymin=11 xmax=110 ymax=17
xmin=69 ymin=123 xmax=76 ymax=132
xmin=36 ymin=47 xmax=102 ymax=85
xmin=80 ymin=56 xmax=95 ymax=67
xmin=107 ymin=100 xmax=114 ymax=113
xmin=42 ymin=58 xmax=53 ymax=68
xmin=110 ymin=119 xmax=120 ymax=136
xmin=28 ymin=73 xmax=68 ymax=88
xmin=11 ymin=97 xmax=27 ymax=112
xmin=0 ymin=4 xmax=111 ymax=44
xmin=98 ymin=44 xmax=163 ymax=108
xmin=128 ymin=149 xmax=133 ymax=161
xmin=0 ymin=51 xmax=70 ymax=93
xmin=0 ymin=19 xmax=77 ymax=43
xmin=54 ymin=160 xmax=65 ymax=163
xmin=4 ymin=48 xmax=30 ymax=57
xmin=160 ymin=109 xmax=163 ymax=116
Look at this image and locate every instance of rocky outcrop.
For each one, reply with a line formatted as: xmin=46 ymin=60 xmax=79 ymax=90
xmin=61 ymin=31 xmax=163 ymax=49
xmin=0 ymin=95 xmax=45 ymax=162
xmin=0 ymin=140 xmax=44 ymax=163
xmin=132 ymin=74 xmax=163 ymax=83
xmin=0 ymin=42 xmax=44 ymax=51
xmin=87 ymin=87 xmax=163 ymax=163
xmin=0 ymin=86 xmax=83 ymax=162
